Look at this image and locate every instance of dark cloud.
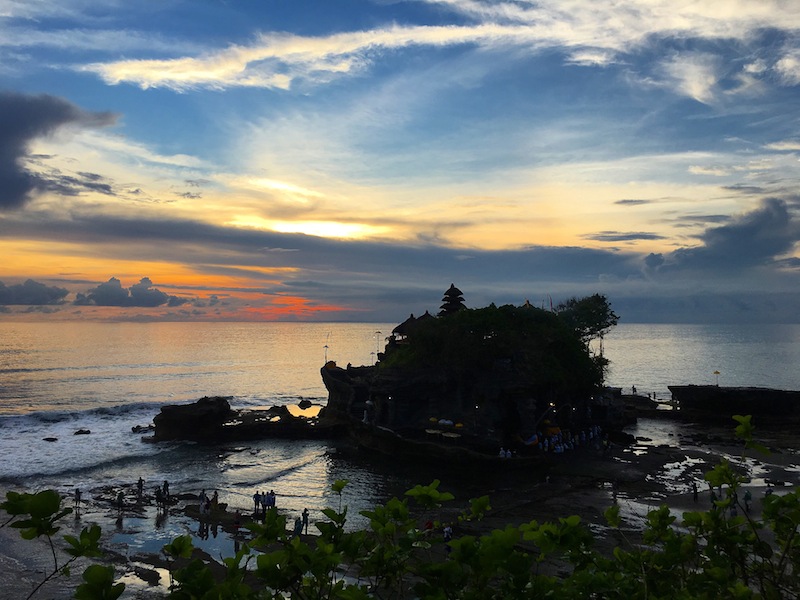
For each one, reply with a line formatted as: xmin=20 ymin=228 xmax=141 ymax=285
xmin=4 ymin=195 xmax=799 ymax=323
xmin=644 ymin=253 xmax=665 ymax=269
xmin=0 ymin=279 xmax=69 ymax=305
xmin=613 ymin=292 xmax=800 ymax=324
xmin=673 ymin=214 xmax=729 ymax=225
xmin=722 ymin=184 xmax=766 ymax=196
xmin=74 ymin=277 xmax=189 ymax=307
xmin=615 ymin=199 xmax=653 ymax=206
xmin=41 ymin=170 xmax=115 ymax=197
xmin=659 ymin=198 xmax=800 ymax=272
xmin=0 ymin=91 xmax=116 ymax=210
xmin=584 ymin=231 xmax=667 ymax=242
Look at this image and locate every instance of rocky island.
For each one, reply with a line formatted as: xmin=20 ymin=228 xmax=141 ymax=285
xmin=319 ymin=285 xmax=631 ymax=462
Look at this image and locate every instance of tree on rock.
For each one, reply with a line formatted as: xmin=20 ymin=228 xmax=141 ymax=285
xmin=438 ymin=283 xmax=466 ymax=316
xmin=555 ymin=293 xmax=619 ymax=345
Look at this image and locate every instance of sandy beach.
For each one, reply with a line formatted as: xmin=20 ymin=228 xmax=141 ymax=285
xmin=2 ymin=413 xmax=798 ymax=599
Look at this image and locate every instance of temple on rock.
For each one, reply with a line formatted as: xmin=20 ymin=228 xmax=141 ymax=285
xmin=321 ymin=285 xmax=623 ymax=457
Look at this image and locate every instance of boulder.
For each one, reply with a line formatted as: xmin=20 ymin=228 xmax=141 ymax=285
xmin=152 ymin=396 xmax=234 ymax=442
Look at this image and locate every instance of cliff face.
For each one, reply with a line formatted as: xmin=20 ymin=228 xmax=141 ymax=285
xmin=320 ymin=359 xmax=587 ymax=447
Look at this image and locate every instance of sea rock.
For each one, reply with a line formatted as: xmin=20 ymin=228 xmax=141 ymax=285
xmin=134 ymin=566 xmax=161 ymax=586
xmin=74 ymin=428 xmax=91 ymax=435
xmin=668 ymin=385 xmax=800 ymax=422
xmin=152 ymin=396 xmax=235 ymax=442
xmin=150 ymin=396 xmax=345 ymax=443
xmin=43 ymin=437 xmax=58 ymax=442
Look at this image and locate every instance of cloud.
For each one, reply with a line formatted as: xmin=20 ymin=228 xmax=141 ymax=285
xmin=0 ymin=279 xmax=69 ymax=305
xmin=615 ymin=199 xmax=653 ymax=206
xmin=658 ymin=52 xmax=721 ymax=105
xmin=775 ymin=48 xmax=800 ymax=86
xmin=74 ymin=1 xmax=800 ymax=96
xmin=0 ymin=91 xmax=116 ymax=210
xmin=584 ymin=231 xmax=667 ymax=242
xmin=765 ymin=140 xmax=800 ymax=151
xmin=656 ymin=198 xmax=800 ymax=272
xmin=688 ymin=165 xmax=730 ymax=177
xmin=74 ymin=277 xmax=189 ymax=307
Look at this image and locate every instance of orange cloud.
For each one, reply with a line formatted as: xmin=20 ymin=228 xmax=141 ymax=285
xmin=242 ymin=295 xmax=347 ymax=320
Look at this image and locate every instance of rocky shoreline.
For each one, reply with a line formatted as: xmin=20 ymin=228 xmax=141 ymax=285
xmin=3 ymin=412 xmax=798 ymax=598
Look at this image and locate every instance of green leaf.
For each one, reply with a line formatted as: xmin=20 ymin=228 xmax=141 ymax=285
xmin=1 ymin=491 xmax=30 ymax=516
xmin=162 ymin=534 xmax=194 ymax=559
xmin=28 ymin=490 xmax=62 ymax=519
xmin=74 ymin=565 xmax=125 ymax=600
xmin=332 ymin=479 xmax=349 ymax=494
xmin=604 ymin=504 xmax=620 ymax=528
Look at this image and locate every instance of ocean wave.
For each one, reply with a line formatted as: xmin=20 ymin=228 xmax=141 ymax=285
xmin=0 ymin=399 xmax=191 ymax=425
xmin=0 ymin=438 xmax=171 ymax=483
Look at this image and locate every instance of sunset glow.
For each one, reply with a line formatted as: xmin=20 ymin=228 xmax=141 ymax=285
xmin=2 ymin=1 xmax=800 ymax=322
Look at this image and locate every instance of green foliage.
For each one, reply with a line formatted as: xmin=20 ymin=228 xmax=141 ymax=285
xmin=1 ymin=490 xmax=121 ymax=600
xmin=4 ymin=417 xmax=800 ymax=599
xmin=74 ymin=565 xmax=124 ymax=600
xmin=64 ymin=524 xmax=103 ymax=558
xmin=404 ymin=479 xmax=455 ymax=510
xmin=555 ymin=293 xmax=619 ymax=345
xmin=6 ymin=489 xmax=70 ymax=539
xmin=381 ymin=302 xmax=605 ymax=398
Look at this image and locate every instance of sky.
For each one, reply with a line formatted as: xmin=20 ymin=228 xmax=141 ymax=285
xmin=1 ymin=0 xmax=800 ymax=324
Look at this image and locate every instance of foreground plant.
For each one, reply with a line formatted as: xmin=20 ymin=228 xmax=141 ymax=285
xmin=1 ymin=489 xmax=123 ymax=600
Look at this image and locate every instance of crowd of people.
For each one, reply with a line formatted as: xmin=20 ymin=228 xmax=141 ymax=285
xmin=506 ymin=423 xmax=605 ymax=457
xmin=253 ymin=489 xmax=277 ymax=517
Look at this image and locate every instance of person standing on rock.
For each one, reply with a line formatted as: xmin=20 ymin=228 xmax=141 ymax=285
xmin=74 ymin=488 xmax=82 ymax=509
xmin=137 ymin=477 xmax=144 ymax=498
xmin=253 ymin=490 xmax=261 ymax=516
xmin=302 ymin=508 xmax=309 ymax=534
xmin=293 ymin=516 xmax=303 ymax=538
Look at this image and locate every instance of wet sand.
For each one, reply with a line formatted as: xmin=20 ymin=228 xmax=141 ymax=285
xmin=3 ymin=415 xmax=798 ymax=598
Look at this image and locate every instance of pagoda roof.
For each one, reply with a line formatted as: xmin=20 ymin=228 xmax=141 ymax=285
xmin=392 ymin=313 xmax=416 ymax=335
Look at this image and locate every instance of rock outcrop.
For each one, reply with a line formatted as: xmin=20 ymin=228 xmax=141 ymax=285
xmin=668 ymin=385 xmax=800 ymax=422
xmin=152 ymin=396 xmax=235 ymax=441
xmin=151 ymin=396 xmax=343 ymax=443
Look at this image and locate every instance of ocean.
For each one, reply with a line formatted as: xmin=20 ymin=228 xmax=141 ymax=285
xmin=1 ymin=320 xmax=799 ymax=554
